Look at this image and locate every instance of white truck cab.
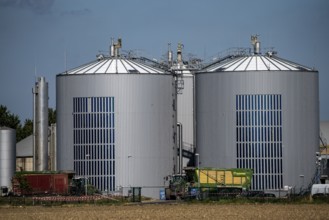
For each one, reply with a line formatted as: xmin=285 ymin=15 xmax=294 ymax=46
xmin=311 ymin=184 xmax=329 ymax=197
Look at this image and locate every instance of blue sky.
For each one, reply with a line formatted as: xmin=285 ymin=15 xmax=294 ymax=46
xmin=0 ymin=0 xmax=328 ymax=121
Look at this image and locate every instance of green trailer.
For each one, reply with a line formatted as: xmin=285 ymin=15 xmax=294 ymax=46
xmin=190 ymin=167 xmax=253 ymax=189
xmin=165 ymin=167 xmax=253 ymax=199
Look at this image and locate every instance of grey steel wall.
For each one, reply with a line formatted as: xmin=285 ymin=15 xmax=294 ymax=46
xmin=196 ymin=70 xmax=319 ymax=191
xmin=56 ymin=74 xmax=175 ymax=198
xmin=0 ymin=127 xmax=16 ymax=188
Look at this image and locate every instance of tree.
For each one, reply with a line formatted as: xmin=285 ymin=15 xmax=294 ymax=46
xmin=16 ymin=119 xmax=33 ymax=142
xmin=48 ymin=108 xmax=56 ymax=125
xmin=13 ymin=173 xmax=32 ymax=195
xmin=0 ymin=105 xmax=56 ymax=142
xmin=0 ymin=105 xmax=21 ymax=129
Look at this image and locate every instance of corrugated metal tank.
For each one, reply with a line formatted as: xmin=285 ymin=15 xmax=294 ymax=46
xmin=56 ymin=52 xmax=176 ymax=198
xmin=196 ymin=49 xmax=319 ymax=192
xmin=0 ymin=127 xmax=16 ymax=188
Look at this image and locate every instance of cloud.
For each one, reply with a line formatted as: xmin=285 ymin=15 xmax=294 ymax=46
xmin=0 ymin=0 xmax=55 ymax=15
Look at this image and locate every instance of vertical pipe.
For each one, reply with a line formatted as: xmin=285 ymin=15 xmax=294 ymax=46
xmin=173 ymin=77 xmax=178 ymax=175
xmin=177 ymin=123 xmax=183 ymax=175
xmin=32 ymin=82 xmax=36 ymax=171
xmin=177 ymin=43 xmax=183 ymax=66
xmin=168 ymin=43 xmax=173 ymax=68
xmin=49 ymin=123 xmax=56 ymax=171
xmin=180 ymin=124 xmax=183 ymax=175
xmin=195 ymin=153 xmax=200 ymax=191
xmin=192 ymin=73 xmax=196 ymax=156
xmin=85 ymin=154 xmax=89 ymax=196
xmin=110 ymin=38 xmax=115 ymax=57
xmin=255 ymin=42 xmax=261 ymax=54
xmin=33 ymin=77 xmax=49 ymax=171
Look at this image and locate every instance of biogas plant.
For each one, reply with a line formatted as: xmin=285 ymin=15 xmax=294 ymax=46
xmin=1 ymin=36 xmax=328 ymax=200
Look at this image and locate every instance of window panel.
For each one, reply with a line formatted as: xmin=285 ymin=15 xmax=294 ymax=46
xmin=236 ymin=94 xmax=282 ymax=190
xmin=73 ymin=97 xmax=115 ymax=192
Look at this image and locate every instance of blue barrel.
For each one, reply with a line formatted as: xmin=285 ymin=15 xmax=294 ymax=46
xmin=190 ymin=188 xmax=198 ymax=196
xmin=159 ymin=188 xmax=166 ymax=200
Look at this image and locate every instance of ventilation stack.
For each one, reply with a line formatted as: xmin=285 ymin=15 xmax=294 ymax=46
xmin=33 ymin=77 xmax=49 ymax=171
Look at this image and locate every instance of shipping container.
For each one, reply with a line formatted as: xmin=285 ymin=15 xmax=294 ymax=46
xmin=12 ymin=173 xmax=70 ymax=196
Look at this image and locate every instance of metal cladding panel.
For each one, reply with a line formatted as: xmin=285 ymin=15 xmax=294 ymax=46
xmin=0 ymin=127 xmax=16 ymax=187
xmin=196 ymin=70 xmax=319 ymax=191
xmin=56 ymin=74 xmax=175 ymax=198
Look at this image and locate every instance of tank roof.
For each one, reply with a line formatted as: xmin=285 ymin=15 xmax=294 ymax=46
xmin=61 ymin=56 xmax=167 ymax=75
xmin=0 ymin=126 xmax=14 ymax=131
xmin=202 ymin=53 xmax=314 ymax=72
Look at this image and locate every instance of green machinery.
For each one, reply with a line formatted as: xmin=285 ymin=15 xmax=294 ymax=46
xmin=165 ymin=167 xmax=253 ymax=200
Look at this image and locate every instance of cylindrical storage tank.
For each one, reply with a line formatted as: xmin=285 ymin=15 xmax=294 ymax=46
xmin=196 ymin=50 xmax=319 ymax=192
xmin=33 ymin=76 xmax=49 ymax=171
xmin=0 ymin=127 xmax=16 ymax=188
xmin=56 ymin=53 xmax=176 ymax=198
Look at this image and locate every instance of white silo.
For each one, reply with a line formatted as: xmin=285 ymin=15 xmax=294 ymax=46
xmin=0 ymin=127 xmax=16 ymax=189
xmin=56 ymin=39 xmax=176 ymax=198
xmin=196 ymin=36 xmax=319 ymax=193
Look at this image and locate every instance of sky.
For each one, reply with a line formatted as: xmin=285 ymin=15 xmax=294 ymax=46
xmin=0 ymin=0 xmax=328 ymax=122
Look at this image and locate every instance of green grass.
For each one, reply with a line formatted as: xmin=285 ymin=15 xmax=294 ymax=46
xmin=1 ymin=194 xmax=328 ymax=206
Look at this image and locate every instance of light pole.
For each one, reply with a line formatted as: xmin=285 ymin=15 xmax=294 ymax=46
xmin=128 ymin=155 xmax=132 ymax=195
xmin=85 ymin=154 xmax=90 ymax=196
xmin=195 ymin=153 xmax=200 ymax=193
xmin=299 ymin=174 xmax=304 ymax=193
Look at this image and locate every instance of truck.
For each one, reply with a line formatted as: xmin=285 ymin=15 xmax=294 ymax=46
xmin=311 ymin=184 xmax=329 ymax=198
xmin=69 ymin=176 xmax=88 ymax=196
xmin=165 ymin=167 xmax=253 ymax=200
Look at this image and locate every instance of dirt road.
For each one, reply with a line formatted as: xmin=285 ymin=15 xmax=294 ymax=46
xmin=0 ymin=203 xmax=328 ymax=220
